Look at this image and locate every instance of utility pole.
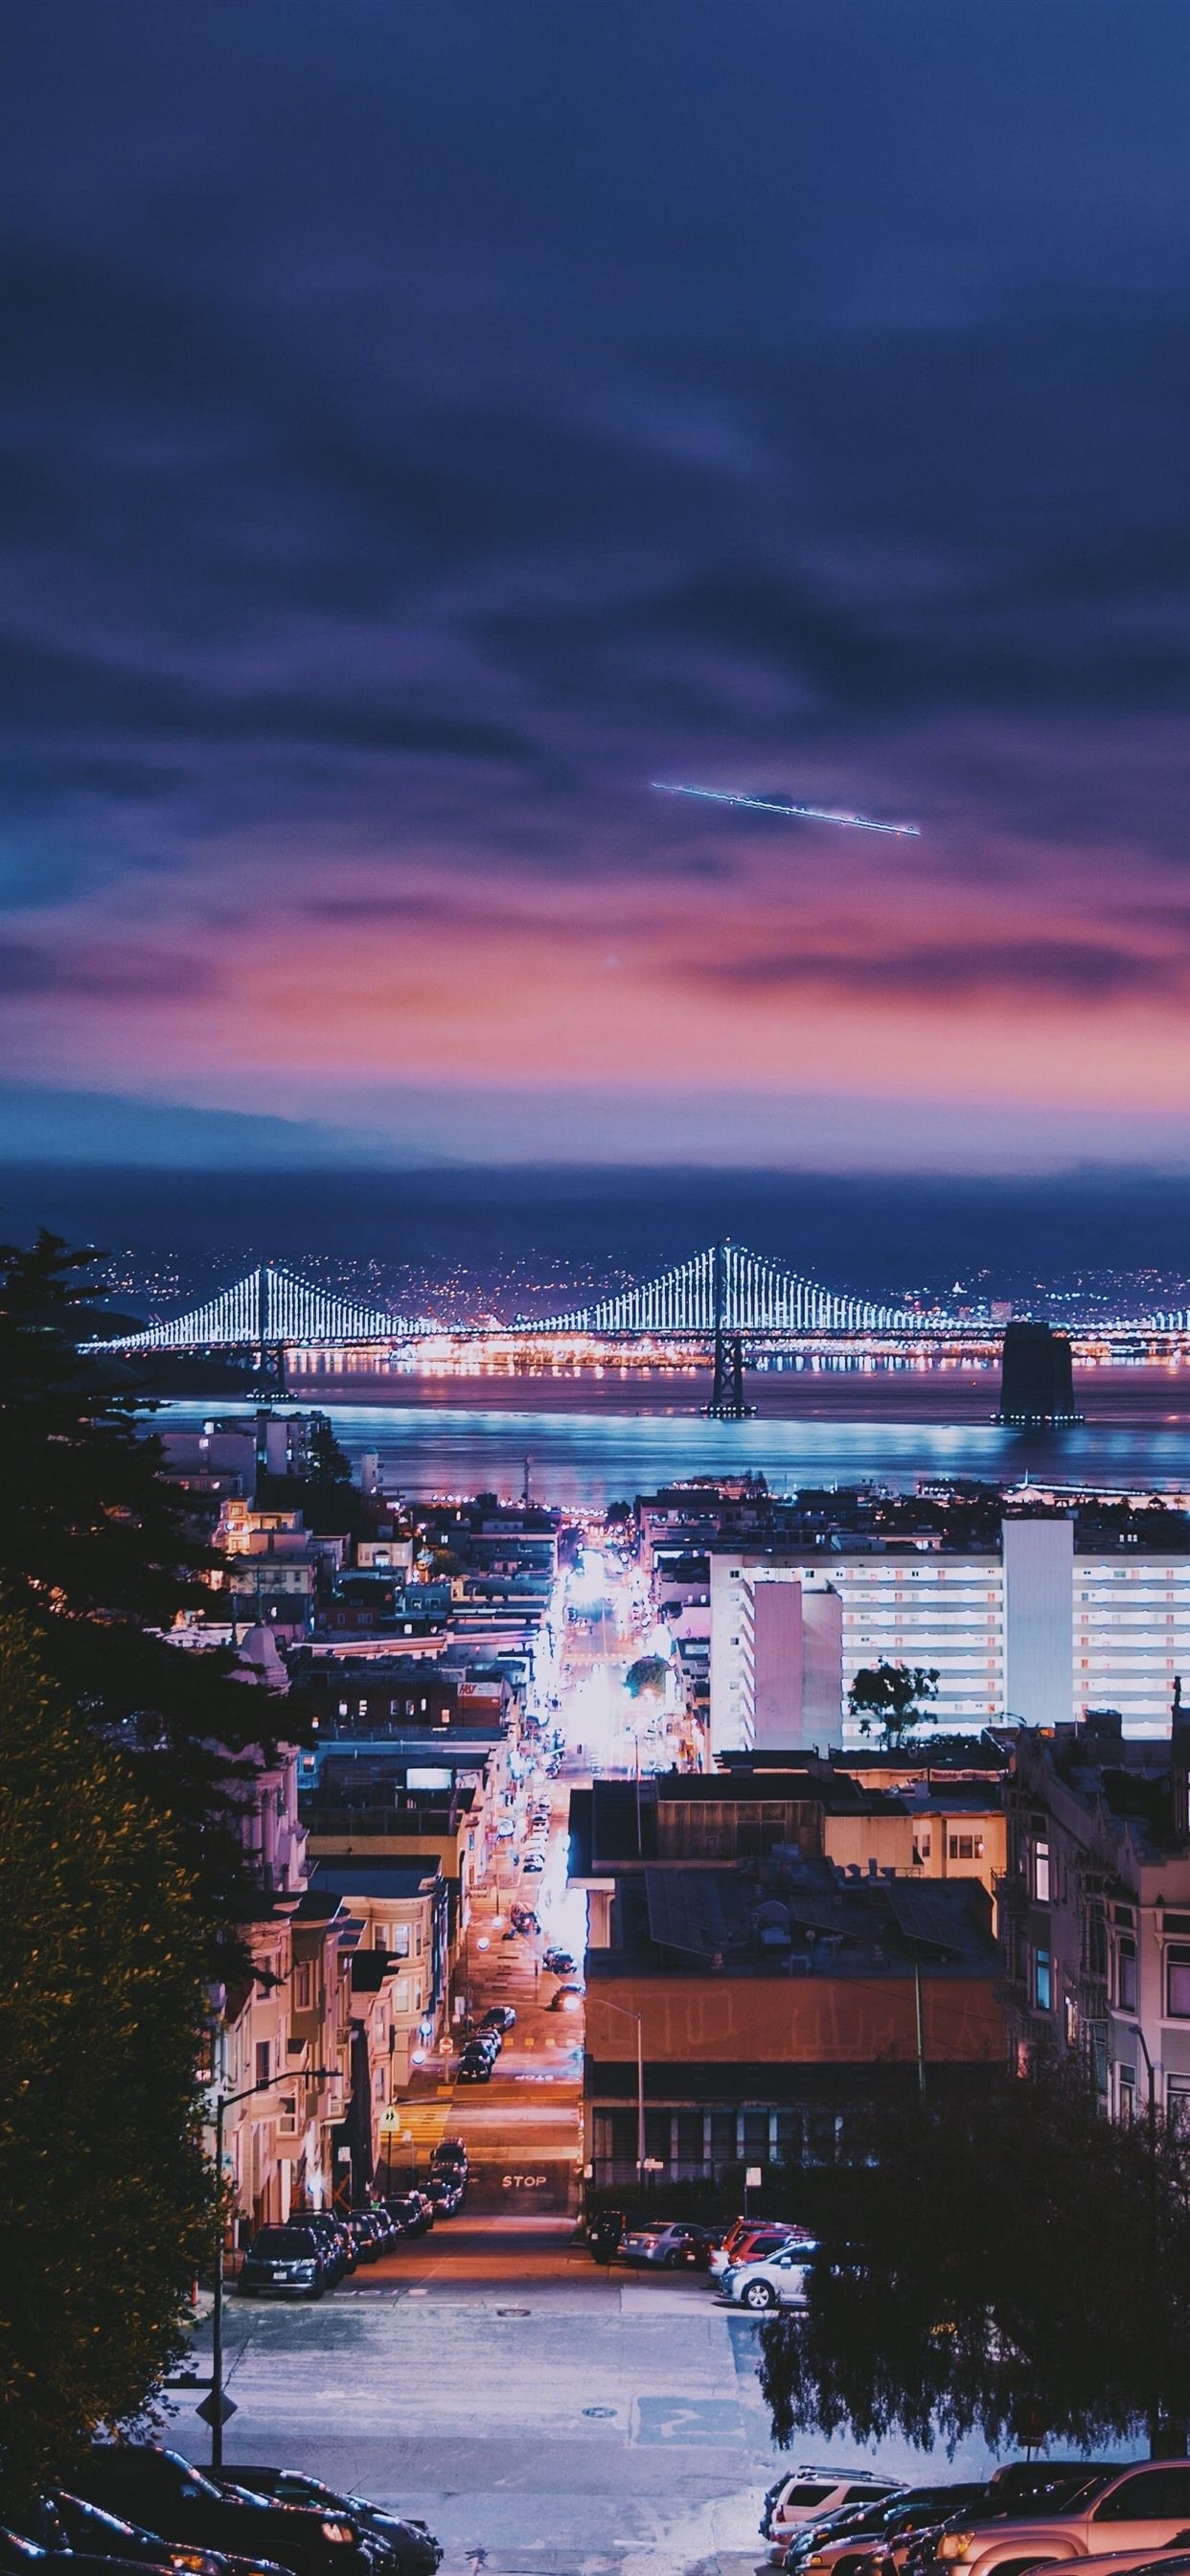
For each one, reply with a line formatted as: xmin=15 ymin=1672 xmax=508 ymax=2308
xmin=914 ymin=1960 xmax=927 ymax=2098
xmin=1130 ymin=2022 xmax=1162 ymax=2454
xmin=209 ymin=2067 xmax=335 ymax=2469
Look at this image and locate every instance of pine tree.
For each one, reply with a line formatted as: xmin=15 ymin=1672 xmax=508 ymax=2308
xmin=0 ymin=1620 xmax=214 ymax=2503
xmin=0 ymin=1232 xmax=285 ymax=1952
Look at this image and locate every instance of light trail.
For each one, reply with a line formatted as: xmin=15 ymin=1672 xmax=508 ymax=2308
xmin=652 ymin=780 xmax=921 ymax=838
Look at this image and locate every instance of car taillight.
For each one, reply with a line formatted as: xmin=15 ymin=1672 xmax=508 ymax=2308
xmin=321 ymin=2523 xmax=355 ymax=2546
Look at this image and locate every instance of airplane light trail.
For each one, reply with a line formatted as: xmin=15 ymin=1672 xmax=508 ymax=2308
xmin=652 ymin=781 xmax=921 ymax=838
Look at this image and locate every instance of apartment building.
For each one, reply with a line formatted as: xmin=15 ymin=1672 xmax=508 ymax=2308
xmin=711 ymin=1516 xmax=1190 ymax=1751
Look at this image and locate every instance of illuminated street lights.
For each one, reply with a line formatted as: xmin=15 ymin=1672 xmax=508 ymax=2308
xmin=209 ymin=2068 xmax=336 ymax=2470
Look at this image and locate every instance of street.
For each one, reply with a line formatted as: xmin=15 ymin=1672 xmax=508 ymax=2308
xmin=173 ymin=1530 xmax=834 ymax=2576
xmin=174 ymin=2230 xmax=808 ymax=2576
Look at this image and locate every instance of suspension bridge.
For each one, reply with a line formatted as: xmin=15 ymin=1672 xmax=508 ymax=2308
xmin=94 ymin=1241 xmax=928 ymax=1356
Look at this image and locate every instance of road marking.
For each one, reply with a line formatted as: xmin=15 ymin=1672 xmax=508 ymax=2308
xmin=633 ymin=2395 xmax=744 ymax=2445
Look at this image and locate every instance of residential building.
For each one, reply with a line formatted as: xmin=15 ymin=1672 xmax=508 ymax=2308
xmin=998 ymin=1713 xmax=1190 ymax=2128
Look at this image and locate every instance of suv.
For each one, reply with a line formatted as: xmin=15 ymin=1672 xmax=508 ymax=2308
xmin=459 ymin=2045 xmax=492 ymax=2082
xmin=764 ymin=2475 xmax=906 ymax=2543
xmin=237 ymin=2225 xmax=324 ymax=2299
xmin=935 ymin=2465 xmax=1190 ymax=2576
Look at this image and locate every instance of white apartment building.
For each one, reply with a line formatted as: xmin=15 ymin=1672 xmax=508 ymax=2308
xmin=710 ymin=1518 xmax=1190 ymax=1753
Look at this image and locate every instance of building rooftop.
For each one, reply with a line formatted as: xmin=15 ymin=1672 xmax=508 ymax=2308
xmin=589 ymin=1857 xmax=996 ymax=1981
xmin=310 ymin=1858 xmax=441 ymax=1899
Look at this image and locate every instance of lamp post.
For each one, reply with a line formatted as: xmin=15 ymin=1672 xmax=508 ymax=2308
xmin=210 ymin=2066 xmax=336 ymax=2471
xmin=590 ymin=1994 xmax=645 ymax=2182
xmin=1129 ymin=2021 xmax=1163 ymax=2454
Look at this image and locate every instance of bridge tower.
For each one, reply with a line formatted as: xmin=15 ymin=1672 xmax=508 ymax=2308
xmin=255 ymin=1265 xmax=286 ymax=1393
xmin=704 ymin=1242 xmax=757 ymax=1420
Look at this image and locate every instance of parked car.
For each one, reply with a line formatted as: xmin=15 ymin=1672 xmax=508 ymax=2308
xmin=215 ymin=2478 xmax=441 ymax=2576
xmin=458 ymin=2045 xmax=492 ymax=2082
xmin=77 ymin=2450 xmax=373 ymax=2576
xmin=785 ymin=2490 xmax=990 ymax=2576
xmin=899 ymin=2473 xmax=1122 ymax=2576
xmin=773 ymin=2497 xmax=921 ymax=2570
xmin=542 ymin=1949 xmax=575 ymax=1975
xmin=481 ymin=2006 xmax=516 ymax=2032
xmin=521 ymin=1853 xmax=544 ymax=1874
xmin=237 ymin=2225 xmax=325 ymax=2299
xmin=0 ymin=2537 xmax=163 ymax=2576
xmin=586 ymin=2210 xmax=625 ymax=2264
xmin=829 ymin=2493 xmax=983 ymax=2576
xmin=427 ymin=2173 xmax=465 ymax=2215
xmin=345 ymin=2211 xmax=388 ymax=2263
xmin=48 ymin=2495 xmax=273 ymax=2576
xmin=286 ymin=2212 xmax=352 ymax=2283
xmin=720 ymin=2241 xmax=817 ymax=2311
xmin=509 ymin=1906 xmax=539 ymax=1933
xmin=615 ymin=2220 xmax=717 ymax=2269
xmin=762 ymin=2473 xmax=904 ymax=2544
xmin=547 ymin=1985 xmax=584 ymax=2012
xmin=384 ymin=2191 xmax=434 ymax=2238
xmin=710 ymin=2222 xmax=811 ymax=2280
xmin=430 ymin=2138 xmax=468 ymax=2176
xmin=927 ymin=2468 xmax=1190 ymax=2576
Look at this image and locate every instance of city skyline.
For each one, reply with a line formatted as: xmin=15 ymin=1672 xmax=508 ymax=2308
xmin=4 ymin=5 xmax=1190 ymax=1176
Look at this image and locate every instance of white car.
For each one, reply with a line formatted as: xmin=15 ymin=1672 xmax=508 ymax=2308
xmin=938 ymin=2464 xmax=1190 ymax=2576
xmin=719 ymin=2241 xmax=816 ymax=2310
xmin=765 ymin=2471 xmax=905 ymax=2539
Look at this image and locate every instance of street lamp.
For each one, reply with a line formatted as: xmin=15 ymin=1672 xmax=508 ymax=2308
xmin=588 ymin=1993 xmax=646 ymax=2181
xmin=210 ymin=2067 xmax=336 ymax=2471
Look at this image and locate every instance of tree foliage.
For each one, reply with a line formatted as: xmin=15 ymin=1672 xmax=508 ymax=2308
xmin=758 ymin=2067 xmax=1190 ymax=2459
xmin=0 ymin=1234 xmax=281 ymax=1949
xmin=847 ymin=1658 xmax=940 ymax=1746
xmin=0 ymin=1620 xmax=214 ymax=2503
xmin=625 ymin=1654 xmax=670 ymax=1699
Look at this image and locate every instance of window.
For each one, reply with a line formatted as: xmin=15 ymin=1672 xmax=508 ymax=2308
xmin=1168 ymin=1945 xmax=1190 ymax=2017
xmin=1118 ymin=2064 xmax=1136 ymax=2124
xmin=1168 ymin=2080 xmax=1190 ymax=2141
xmin=255 ymin=2040 xmax=270 ymax=2087
xmin=1034 ymin=1948 xmax=1052 ymax=2012
xmin=1093 ymin=2468 xmax=1190 ymax=2521
xmin=950 ymin=1833 xmax=985 ymax=1861
xmin=1117 ymin=1935 xmax=1137 ymax=2011
xmin=292 ymin=1962 xmax=314 ymax=2012
xmin=1033 ymin=1839 xmax=1051 ymax=1902
xmin=389 ymin=1923 xmax=410 ymax=1957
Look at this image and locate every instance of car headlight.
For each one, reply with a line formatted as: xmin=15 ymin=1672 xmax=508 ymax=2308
xmin=321 ymin=2524 xmax=355 ymax=2545
xmin=939 ymin=2541 xmax=973 ymax=2563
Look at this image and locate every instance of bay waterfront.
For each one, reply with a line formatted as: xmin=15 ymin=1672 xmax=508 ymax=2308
xmin=159 ymin=1384 xmax=1190 ymax=1509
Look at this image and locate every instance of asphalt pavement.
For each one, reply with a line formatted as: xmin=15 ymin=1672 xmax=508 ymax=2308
xmin=174 ymin=2222 xmax=799 ymax=2576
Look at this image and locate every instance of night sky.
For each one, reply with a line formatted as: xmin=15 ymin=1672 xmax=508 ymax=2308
xmin=4 ymin=2 xmax=1190 ymax=1176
